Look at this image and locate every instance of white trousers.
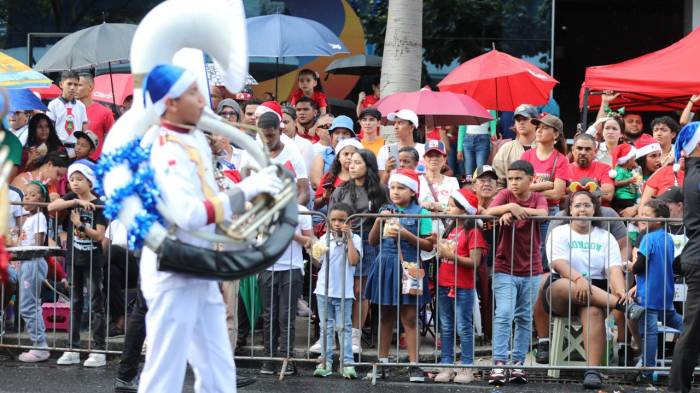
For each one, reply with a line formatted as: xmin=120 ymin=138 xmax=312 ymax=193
xmin=138 ymin=282 xmax=236 ymax=393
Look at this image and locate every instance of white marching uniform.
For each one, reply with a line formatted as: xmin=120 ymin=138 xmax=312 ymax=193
xmin=138 ymin=124 xmax=245 ymax=393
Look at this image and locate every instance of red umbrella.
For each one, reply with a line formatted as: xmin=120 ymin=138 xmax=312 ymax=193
xmin=92 ymin=73 xmax=133 ymax=106
xmin=375 ymin=87 xmax=493 ymax=126
xmin=30 ymin=84 xmax=61 ymax=100
xmin=438 ymin=49 xmax=558 ymax=111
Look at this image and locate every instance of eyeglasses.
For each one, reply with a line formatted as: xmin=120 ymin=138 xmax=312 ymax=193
xmin=317 ymin=124 xmax=332 ymax=129
xmin=220 ymin=111 xmax=237 ymax=118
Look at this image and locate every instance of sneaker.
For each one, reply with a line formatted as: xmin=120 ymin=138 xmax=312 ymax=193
xmin=488 ymin=363 xmax=506 ymax=385
xmin=108 ymin=323 xmax=125 ymax=337
xmin=509 ymin=362 xmax=527 ymax=383
xmin=535 ymin=339 xmax=550 ymax=364
xmin=313 ymin=364 xmax=332 ymax=378
xmin=342 ymin=366 xmax=357 ymax=379
xmin=18 ymin=349 xmax=50 ymax=363
xmin=583 ymin=370 xmax=603 ymax=389
xmin=297 ymin=298 xmax=311 ymax=317
xmin=434 ymin=367 xmax=454 ymax=383
xmin=453 ymin=368 xmax=474 ymax=384
xmin=408 ymin=365 xmax=424 ymax=383
xmin=57 ymin=351 xmax=81 ymax=365
xmin=114 ymin=376 xmax=139 ymax=392
xmin=309 ymin=338 xmax=334 ymax=353
xmin=83 ymin=353 xmax=106 ymax=368
xmin=260 ymin=361 xmax=276 ymax=375
xmin=626 ymin=303 xmax=645 ymax=321
xmin=351 ymin=328 xmax=362 ymax=354
xmin=283 ymin=361 xmax=297 ymax=376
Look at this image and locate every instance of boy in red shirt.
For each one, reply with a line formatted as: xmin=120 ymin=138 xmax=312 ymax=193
xmin=483 ymin=160 xmax=548 ymax=385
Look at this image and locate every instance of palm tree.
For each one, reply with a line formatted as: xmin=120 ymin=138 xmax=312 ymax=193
xmin=379 ymin=0 xmax=423 ymax=98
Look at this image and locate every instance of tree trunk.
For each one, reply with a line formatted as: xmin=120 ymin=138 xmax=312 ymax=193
xmin=379 ymin=0 xmax=423 ymax=98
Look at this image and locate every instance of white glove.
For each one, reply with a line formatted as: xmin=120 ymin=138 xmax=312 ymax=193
xmin=238 ymin=165 xmax=285 ymax=202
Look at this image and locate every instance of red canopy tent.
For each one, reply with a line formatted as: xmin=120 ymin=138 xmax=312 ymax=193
xmin=579 ymin=27 xmax=700 ymax=118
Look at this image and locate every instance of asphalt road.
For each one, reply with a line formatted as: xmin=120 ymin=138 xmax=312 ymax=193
xmin=0 ymin=354 xmax=667 ymax=393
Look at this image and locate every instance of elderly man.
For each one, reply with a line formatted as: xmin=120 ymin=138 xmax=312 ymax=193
xmin=76 ymin=73 xmax=115 ymax=159
xmin=492 ymin=104 xmax=538 ymax=189
xmin=569 ymin=133 xmax=615 ymax=204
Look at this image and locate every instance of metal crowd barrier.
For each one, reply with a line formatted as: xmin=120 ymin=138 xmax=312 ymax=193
xmin=2 ymin=203 xmax=696 ymax=386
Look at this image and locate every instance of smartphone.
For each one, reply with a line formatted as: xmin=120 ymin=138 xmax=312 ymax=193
xmin=387 ymin=143 xmax=399 ymax=163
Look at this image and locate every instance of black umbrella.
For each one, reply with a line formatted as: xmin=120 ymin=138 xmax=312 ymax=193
xmin=33 ymin=23 xmax=136 ymax=72
xmin=33 ymin=23 xmax=137 ymax=108
xmin=325 ymin=54 xmax=382 ymax=75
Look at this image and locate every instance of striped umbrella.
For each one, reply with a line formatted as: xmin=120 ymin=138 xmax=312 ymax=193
xmin=0 ymin=52 xmax=51 ymax=88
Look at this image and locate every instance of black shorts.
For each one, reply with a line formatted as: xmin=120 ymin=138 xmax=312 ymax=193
xmin=541 ymin=273 xmax=608 ymax=315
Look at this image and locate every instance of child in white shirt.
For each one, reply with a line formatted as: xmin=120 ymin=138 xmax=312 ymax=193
xmin=312 ymin=203 xmax=362 ymax=379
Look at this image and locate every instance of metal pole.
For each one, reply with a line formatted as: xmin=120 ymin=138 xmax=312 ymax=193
xmin=275 ymin=58 xmax=279 ymax=101
xmin=581 ymin=87 xmax=590 ymax=130
xmin=550 ymin=0 xmax=556 ymax=76
xmin=108 ymin=62 xmax=117 ymax=109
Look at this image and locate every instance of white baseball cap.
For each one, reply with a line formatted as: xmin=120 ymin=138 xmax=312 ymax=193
xmin=387 ymin=109 xmax=419 ymax=128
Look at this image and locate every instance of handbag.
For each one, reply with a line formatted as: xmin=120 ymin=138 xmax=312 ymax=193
xmin=398 ymin=236 xmax=425 ymax=296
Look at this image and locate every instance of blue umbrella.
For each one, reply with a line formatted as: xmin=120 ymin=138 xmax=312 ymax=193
xmin=7 ymin=88 xmax=48 ymax=112
xmin=246 ymin=14 xmax=349 ymax=96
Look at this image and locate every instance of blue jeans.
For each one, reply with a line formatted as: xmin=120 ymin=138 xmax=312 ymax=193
xmin=316 ymin=295 xmax=354 ymax=368
xmin=540 ymin=205 xmax=559 ymax=271
xmin=19 ymin=260 xmax=48 ymax=347
xmin=463 ymin=134 xmax=491 ymax=177
xmin=437 ymin=286 xmax=474 ymax=364
xmin=640 ymin=308 xmax=684 ymax=375
xmin=492 ymin=273 xmax=540 ymax=363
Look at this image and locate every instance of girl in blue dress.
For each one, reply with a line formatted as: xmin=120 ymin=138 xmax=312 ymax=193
xmin=365 ymin=168 xmax=433 ymax=382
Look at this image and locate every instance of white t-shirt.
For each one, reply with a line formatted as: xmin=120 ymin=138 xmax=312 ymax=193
xmin=268 ymin=205 xmax=313 ymax=271
xmin=240 ymin=137 xmax=308 ymax=180
xmin=12 ymin=125 xmax=28 ymax=146
xmin=106 ymin=219 xmax=128 ymax=247
xmin=293 ymin=135 xmax=316 ymax=177
xmin=313 ymin=232 xmax=362 ymax=299
xmin=8 ymin=187 xmax=23 ymax=230
xmin=46 ymin=97 xmax=88 ymax=144
xmin=19 ymin=212 xmax=47 ymax=247
xmin=546 ymin=225 xmax=622 ymax=280
xmin=376 ymin=142 xmax=425 ymax=171
xmin=418 ymin=174 xmax=460 ymax=261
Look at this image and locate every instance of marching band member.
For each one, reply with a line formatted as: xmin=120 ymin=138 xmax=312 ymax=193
xmin=137 ymin=64 xmax=283 ymax=392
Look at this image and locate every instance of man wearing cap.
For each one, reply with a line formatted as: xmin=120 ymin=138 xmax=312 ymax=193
xmin=569 ymin=133 xmax=615 ymax=204
xmin=377 ymin=109 xmax=425 ymax=184
xmin=492 ymin=104 xmax=538 ymax=189
xmin=239 ymin=111 xmax=310 ymax=206
xmin=358 ymin=107 xmax=384 ymax=155
xmin=473 ymin=164 xmax=498 ymax=338
xmin=217 ymin=98 xmax=241 ymax=123
xmin=135 ymin=64 xmax=284 ymax=392
xmin=76 ymin=73 xmax=115 ymax=160
xmin=670 ymin=122 xmax=700 ymax=393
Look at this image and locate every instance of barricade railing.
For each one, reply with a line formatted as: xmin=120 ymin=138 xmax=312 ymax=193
xmin=2 ymin=204 xmax=696 ymax=386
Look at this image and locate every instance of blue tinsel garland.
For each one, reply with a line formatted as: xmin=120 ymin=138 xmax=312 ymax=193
xmin=95 ymin=139 xmax=163 ymax=250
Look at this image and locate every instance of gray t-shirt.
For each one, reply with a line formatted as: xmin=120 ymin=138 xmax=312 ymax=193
xmin=547 ymin=207 xmax=627 ymax=242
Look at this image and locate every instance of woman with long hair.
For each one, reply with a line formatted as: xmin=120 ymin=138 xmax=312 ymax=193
xmin=594 ymin=116 xmax=625 ymax=166
xmin=314 ymin=138 xmax=363 ymax=210
xmin=21 ymin=113 xmax=65 ymax=170
xmin=330 ymin=149 xmax=389 ymax=354
xmin=12 ymin=151 xmax=69 ymax=200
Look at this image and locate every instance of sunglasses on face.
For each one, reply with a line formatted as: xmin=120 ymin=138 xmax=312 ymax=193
xmin=317 ymin=124 xmax=332 ymax=129
xmin=220 ymin=111 xmax=237 ymax=118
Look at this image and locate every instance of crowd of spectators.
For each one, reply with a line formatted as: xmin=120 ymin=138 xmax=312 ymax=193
xmin=2 ymin=68 xmax=697 ymax=390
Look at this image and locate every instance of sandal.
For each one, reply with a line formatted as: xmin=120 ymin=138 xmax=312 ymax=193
xmin=583 ymin=370 xmax=603 ymax=390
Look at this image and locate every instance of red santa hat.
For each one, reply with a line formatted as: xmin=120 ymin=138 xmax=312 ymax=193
xmin=634 ymin=134 xmax=662 ymax=160
xmin=608 ymin=143 xmax=636 ymax=178
xmin=255 ymin=100 xmax=284 ymax=126
xmin=388 ymin=168 xmax=420 ymax=194
xmin=450 ymin=188 xmax=478 ymax=215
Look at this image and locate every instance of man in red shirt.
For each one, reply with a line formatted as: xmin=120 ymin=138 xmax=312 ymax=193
xmin=77 ymin=74 xmax=115 ymax=160
xmin=569 ymin=134 xmax=614 ymax=204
